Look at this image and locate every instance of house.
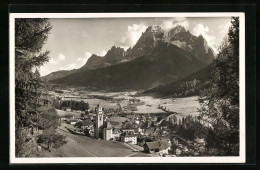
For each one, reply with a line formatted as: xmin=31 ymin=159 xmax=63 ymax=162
xmin=122 ymin=121 xmax=133 ymax=129
xmin=159 ymin=140 xmax=171 ymax=156
xmin=80 ymin=119 xmax=94 ymax=129
xmin=135 ymin=120 xmax=140 ymax=124
xmin=143 ymin=141 xmax=171 ymax=155
xmin=122 ymin=128 xmax=135 ymax=133
xmin=143 ymin=141 xmax=160 ymax=153
xmin=171 ymin=143 xmax=182 ymax=156
xmin=69 ymin=119 xmax=77 ymax=125
xmin=160 ymin=137 xmax=171 ymax=144
xmin=121 ymin=133 xmax=137 ymax=144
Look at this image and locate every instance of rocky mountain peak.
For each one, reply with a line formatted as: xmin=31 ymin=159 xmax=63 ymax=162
xmin=125 ymin=25 xmax=164 ymax=60
xmin=167 ymin=26 xmax=215 ymax=64
xmin=146 ymin=25 xmax=164 ymax=33
xmin=168 ymin=25 xmax=187 ymax=36
xmin=104 ymin=46 xmax=125 ymax=61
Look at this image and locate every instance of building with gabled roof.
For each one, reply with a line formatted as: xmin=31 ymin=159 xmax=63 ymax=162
xmin=121 ymin=133 xmax=137 ymax=144
xmin=143 ymin=140 xmax=171 ymax=155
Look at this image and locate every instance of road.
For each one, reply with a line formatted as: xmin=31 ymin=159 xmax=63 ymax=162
xmin=55 ymin=123 xmax=138 ymax=157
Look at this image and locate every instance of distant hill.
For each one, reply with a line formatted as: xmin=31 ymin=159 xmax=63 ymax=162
xmin=143 ymin=64 xmax=213 ymax=97
xmin=52 ymin=42 xmax=207 ymax=91
xmin=42 ymin=69 xmax=77 ymax=81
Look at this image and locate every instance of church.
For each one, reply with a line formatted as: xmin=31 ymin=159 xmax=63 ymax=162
xmin=94 ymin=105 xmax=103 ymax=139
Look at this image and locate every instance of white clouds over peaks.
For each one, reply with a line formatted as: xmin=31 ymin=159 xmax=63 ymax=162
xmin=77 ymin=52 xmax=92 ymax=63
xmin=219 ymin=21 xmax=231 ymax=40
xmin=161 ymin=17 xmax=189 ymax=31
xmin=48 ymin=53 xmax=66 ymax=65
xmin=192 ymin=24 xmax=209 ymax=36
xmin=58 ymin=53 xmax=66 ymax=60
xmin=98 ymin=50 xmax=107 ymax=56
xmin=118 ymin=23 xmax=148 ymax=48
xmin=192 ymin=23 xmax=217 ymax=53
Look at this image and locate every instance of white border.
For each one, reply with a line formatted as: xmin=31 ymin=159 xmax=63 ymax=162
xmin=9 ymin=12 xmax=245 ymax=164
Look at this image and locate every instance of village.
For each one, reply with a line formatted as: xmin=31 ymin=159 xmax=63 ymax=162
xmin=51 ymin=89 xmax=206 ymax=157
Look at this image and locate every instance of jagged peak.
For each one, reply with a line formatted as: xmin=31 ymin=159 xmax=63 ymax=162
xmin=175 ymin=24 xmax=186 ymax=30
xmin=109 ymin=45 xmax=125 ymax=52
xmin=168 ymin=25 xmax=187 ymax=35
xmin=196 ymin=34 xmax=206 ymax=42
xmin=145 ymin=25 xmax=163 ymax=33
xmin=90 ymin=54 xmax=99 ymax=58
xmin=198 ymin=34 xmax=203 ymax=38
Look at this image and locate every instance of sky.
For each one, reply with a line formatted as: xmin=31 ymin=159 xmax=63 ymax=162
xmin=40 ymin=17 xmax=231 ymax=76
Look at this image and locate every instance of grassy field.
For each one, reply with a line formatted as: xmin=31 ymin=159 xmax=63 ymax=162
xmin=130 ymin=96 xmax=200 ymax=116
xmin=59 ymin=91 xmax=200 ymax=117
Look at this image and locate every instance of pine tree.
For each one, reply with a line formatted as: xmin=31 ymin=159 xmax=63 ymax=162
xmin=15 ymin=19 xmax=52 ymax=157
xmin=15 ymin=18 xmax=66 ymax=157
xmin=199 ymin=17 xmax=239 ymax=156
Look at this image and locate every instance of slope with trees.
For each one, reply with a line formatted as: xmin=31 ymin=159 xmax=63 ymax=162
xmin=15 ymin=18 xmax=67 ymax=157
xmin=143 ymin=64 xmax=213 ymax=97
xmin=198 ymin=17 xmax=239 ymax=156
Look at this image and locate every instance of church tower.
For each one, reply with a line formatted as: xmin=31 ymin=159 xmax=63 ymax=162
xmin=94 ymin=105 xmax=103 ymax=139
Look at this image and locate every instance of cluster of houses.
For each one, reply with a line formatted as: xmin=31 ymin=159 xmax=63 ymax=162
xmin=60 ymin=104 xmax=206 ymax=157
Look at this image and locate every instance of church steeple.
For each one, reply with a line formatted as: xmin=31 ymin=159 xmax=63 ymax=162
xmin=94 ymin=105 xmax=103 ymax=139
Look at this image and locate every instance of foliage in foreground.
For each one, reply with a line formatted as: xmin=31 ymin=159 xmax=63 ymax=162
xmin=199 ymin=17 xmax=239 ymax=156
xmin=15 ymin=18 xmax=67 ymax=157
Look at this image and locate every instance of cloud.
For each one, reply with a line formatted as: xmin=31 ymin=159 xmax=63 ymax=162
xmin=77 ymin=52 xmax=92 ymax=63
xmin=218 ymin=21 xmax=232 ymax=42
xmin=58 ymin=53 xmax=66 ymax=60
xmin=39 ymin=67 xmax=49 ymax=77
xmin=191 ymin=23 xmax=217 ymax=53
xmin=117 ymin=23 xmax=148 ymax=48
xmin=219 ymin=21 xmax=231 ymax=35
xmin=98 ymin=50 xmax=107 ymax=56
xmin=160 ymin=17 xmax=189 ymax=31
xmin=49 ymin=57 xmax=58 ymax=65
xmin=192 ymin=24 xmax=209 ymax=36
xmin=60 ymin=63 xmax=76 ymax=71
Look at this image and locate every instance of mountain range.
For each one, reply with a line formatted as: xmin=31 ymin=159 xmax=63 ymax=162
xmin=44 ymin=25 xmax=216 ymax=91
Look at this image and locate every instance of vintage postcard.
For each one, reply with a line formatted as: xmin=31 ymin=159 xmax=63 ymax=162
xmin=9 ymin=12 xmax=245 ymax=163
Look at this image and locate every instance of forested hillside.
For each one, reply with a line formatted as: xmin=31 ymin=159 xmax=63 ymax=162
xmin=143 ymin=65 xmax=213 ymax=97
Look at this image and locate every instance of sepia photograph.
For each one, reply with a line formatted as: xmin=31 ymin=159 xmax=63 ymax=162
xmin=9 ymin=12 xmax=245 ymax=163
